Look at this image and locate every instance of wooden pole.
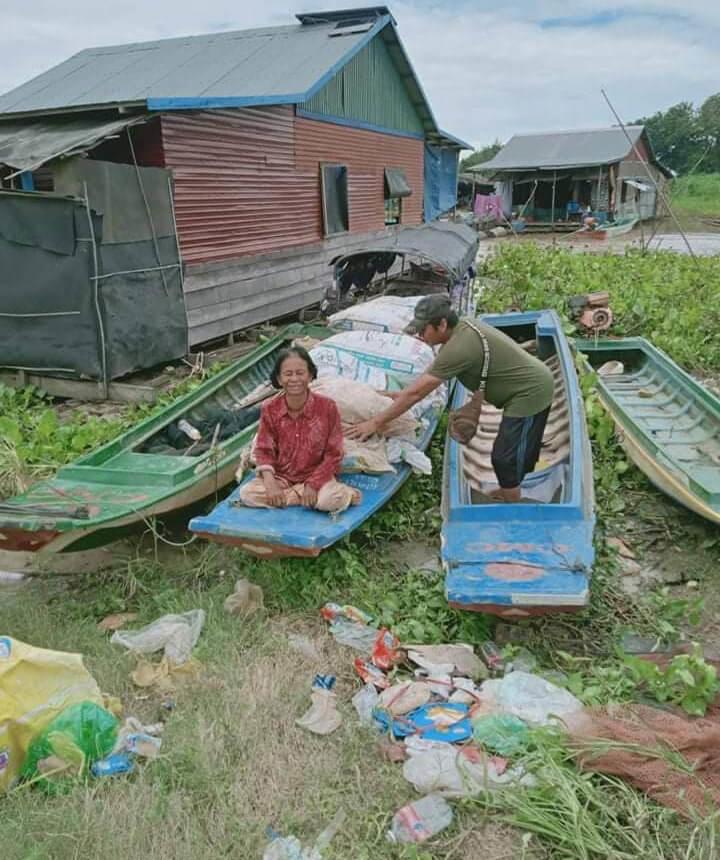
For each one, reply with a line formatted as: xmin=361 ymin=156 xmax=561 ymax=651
xmin=550 ymin=170 xmax=557 ymax=231
xmin=601 ymin=88 xmax=697 ymax=262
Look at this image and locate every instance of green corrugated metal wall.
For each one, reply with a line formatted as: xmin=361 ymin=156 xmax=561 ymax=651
xmin=300 ymin=36 xmax=424 ymax=134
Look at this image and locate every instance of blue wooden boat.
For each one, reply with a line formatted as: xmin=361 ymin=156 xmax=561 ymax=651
xmin=442 ymin=310 xmax=595 ymax=617
xmin=189 ymin=406 xmax=441 ymax=558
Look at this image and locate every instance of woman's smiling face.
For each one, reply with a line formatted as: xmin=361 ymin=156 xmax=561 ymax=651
xmin=278 ymin=355 xmax=312 ymax=396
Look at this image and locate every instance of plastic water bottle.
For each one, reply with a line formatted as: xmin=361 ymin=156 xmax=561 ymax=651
xmin=91 ymin=752 xmax=135 ymax=777
xmin=388 ymin=794 xmax=453 ymax=844
xmin=178 ymin=419 xmax=201 ymax=441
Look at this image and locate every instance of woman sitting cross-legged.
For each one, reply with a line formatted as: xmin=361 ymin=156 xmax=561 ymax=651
xmin=239 ymin=346 xmax=361 ymax=513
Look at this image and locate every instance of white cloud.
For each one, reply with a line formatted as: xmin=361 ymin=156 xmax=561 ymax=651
xmin=1 ymin=1 xmax=718 ymax=150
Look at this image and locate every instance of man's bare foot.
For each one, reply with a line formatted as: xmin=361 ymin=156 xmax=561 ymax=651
xmin=489 ymin=487 xmax=522 ymax=503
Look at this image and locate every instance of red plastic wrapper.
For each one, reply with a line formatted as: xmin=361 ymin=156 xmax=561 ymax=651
xmin=372 ymin=628 xmax=402 ymax=670
xmin=354 ymin=657 xmax=391 ymax=689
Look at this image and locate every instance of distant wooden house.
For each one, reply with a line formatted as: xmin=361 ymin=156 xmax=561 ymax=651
xmin=470 ymin=126 xmax=671 ymax=225
xmin=0 ymin=6 xmax=468 ymax=386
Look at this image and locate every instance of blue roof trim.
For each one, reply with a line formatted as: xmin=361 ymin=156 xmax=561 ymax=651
xmin=436 ymin=129 xmax=473 ymax=150
xmin=147 ymin=93 xmax=309 ymax=110
xmin=302 ymin=14 xmax=393 ymax=102
xmin=296 ymin=107 xmax=424 ymax=140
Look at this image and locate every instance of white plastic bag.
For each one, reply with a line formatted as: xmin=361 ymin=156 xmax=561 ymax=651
xmin=387 ymin=439 xmax=432 ymax=475
xmin=402 ymin=745 xmax=534 ymax=797
xmin=111 ymin=610 xmax=205 ymax=666
xmin=352 ymin=683 xmax=380 ymax=726
xmin=480 ymin=671 xmax=583 ymax=726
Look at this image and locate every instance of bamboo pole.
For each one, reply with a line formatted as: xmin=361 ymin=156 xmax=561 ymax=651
xmin=601 ymin=88 xmax=697 ymax=262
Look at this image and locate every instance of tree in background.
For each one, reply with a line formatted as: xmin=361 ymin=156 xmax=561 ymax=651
xmin=636 ymin=93 xmax=720 ymax=175
xmin=460 ymin=140 xmax=503 ymax=172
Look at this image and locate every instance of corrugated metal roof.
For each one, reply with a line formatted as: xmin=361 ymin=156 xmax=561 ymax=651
xmin=0 ymin=114 xmax=146 ymax=175
xmin=473 ymin=126 xmax=646 ymax=172
xmin=0 ymin=18 xmax=387 ymax=117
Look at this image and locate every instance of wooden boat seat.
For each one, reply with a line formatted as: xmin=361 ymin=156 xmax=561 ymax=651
xmin=61 ymin=452 xmax=198 ymax=487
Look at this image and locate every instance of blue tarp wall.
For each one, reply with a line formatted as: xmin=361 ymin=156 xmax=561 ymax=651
xmin=424 ymin=145 xmax=459 ymax=221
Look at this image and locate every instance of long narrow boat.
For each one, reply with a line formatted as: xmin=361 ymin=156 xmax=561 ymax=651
xmin=576 ymin=337 xmax=720 ymax=525
xmin=583 ymin=215 xmax=639 ymax=240
xmin=188 ymin=410 xmax=440 ymax=558
xmin=442 ymin=310 xmax=595 ymax=617
xmin=0 ymin=326 xmax=325 ymax=554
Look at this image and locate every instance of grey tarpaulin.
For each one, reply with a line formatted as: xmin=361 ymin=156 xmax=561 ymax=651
xmin=0 ymin=193 xmax=78 ymax=255
xmin=332 ymin=221 xmax=478 ymax=281
xmin=384 ymin=167 xmax=412 ymax=198
xmin=0 ymin=115 xmax=146 ymax=175
xmin=54 ymin=159 xmax=175 ymax=244
xmin=0 ymin=177 xmax=187 ymax=382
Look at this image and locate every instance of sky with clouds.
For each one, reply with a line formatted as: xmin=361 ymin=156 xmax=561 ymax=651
xmin=2 ymin=1 xmax=718 ymax=149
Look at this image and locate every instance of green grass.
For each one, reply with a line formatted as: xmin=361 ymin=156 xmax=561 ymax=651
xmin=671 ymin=173 xmax=720 ymax=217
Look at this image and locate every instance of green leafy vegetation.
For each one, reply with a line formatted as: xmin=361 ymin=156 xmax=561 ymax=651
xmin=479 ymin=243 xmax=720 ymax=371
xmin=636 ymin=91 xmax=720 ymax=175
xmin=671 ymin=173 xmax=720 ymax=217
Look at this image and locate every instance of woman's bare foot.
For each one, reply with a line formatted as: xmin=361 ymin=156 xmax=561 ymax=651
xmin=350 ymin=489 xmax=363 ymax=506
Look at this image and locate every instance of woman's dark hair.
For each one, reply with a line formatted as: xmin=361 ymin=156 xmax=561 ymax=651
xmin=270 ymin=346 xmax=318 ymax=389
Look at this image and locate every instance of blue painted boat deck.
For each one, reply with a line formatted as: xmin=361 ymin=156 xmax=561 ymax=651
xmin=189 ymin=416 xmax=439 ymax=556
xmin=442 ymin=311 xmax=595 ymax=616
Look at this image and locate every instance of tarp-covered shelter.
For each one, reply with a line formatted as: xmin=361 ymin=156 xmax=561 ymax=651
xmin=0 ymin=154 xmax=186 ymax=388
xmin=470 ymin=125 xmax=671 ymax=224
xmin=423 ymin=129 xmax=470 ymax=222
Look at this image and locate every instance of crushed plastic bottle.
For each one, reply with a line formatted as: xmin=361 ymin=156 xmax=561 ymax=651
xmin=479 ymin=641 xmax=506 ymax=677
xmin=91 ymin=752 xmax=135 ymax=777
xmin=387 ymin=794 xmax=453 ymax=844
xmin=178 ymin=419 xmax=201 ymax=441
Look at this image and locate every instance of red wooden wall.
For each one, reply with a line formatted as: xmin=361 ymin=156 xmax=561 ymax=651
xmin=158 ymin=106 xmax=424 ymax=264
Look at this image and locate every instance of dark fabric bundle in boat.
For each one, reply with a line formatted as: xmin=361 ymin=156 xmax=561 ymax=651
xmin=145 ymin=405 xmax=261 ymax=455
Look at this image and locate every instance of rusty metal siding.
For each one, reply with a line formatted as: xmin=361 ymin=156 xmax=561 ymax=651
xmin=161 ymin=107 xmax=424 ymax=264
xmin=296 ymin=114 xmax=424 ymax=232
xmin=161 ymin=106 xmax=321 ymax=264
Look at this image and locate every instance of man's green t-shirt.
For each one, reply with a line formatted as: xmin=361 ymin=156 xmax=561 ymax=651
xmin=428 ymin=318 xmax=554 ymax=417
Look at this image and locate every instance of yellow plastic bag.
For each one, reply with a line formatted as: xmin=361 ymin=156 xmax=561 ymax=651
xmin=0 ymin=636 xmax=103 ymax=792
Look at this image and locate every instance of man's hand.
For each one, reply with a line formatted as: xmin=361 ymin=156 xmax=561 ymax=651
xmin=302 ymin=484 xmax=318 ymax=508
xmin=345 ymin=417 xmax=380 ymax=442
xmin=262 ymin=473 xmax=286 ymax=507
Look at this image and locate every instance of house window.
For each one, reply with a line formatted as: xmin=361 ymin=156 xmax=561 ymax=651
xmin=384 ymin=167 xmax=411 ymax=226
xmin=384 ymin=197 xmax=401 ymax=225
xmin=320 ymin=163 xmax=349 ymax=236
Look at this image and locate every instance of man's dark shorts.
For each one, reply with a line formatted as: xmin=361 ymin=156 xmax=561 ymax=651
xmin=491 ymin=407 xmax=551 ymax=489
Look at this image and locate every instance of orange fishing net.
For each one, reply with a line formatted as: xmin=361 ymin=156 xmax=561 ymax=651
xmin=566 ymin=703 xmax=720 ymax=817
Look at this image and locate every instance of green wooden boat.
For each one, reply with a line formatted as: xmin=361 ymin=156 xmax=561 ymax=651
xmin=577 ymin=337 xmax=720 ymax=525
xmin=0 ymin=325 xmax=324 ymax=554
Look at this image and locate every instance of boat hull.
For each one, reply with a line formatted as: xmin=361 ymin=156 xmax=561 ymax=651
xmin=442 ymin=310 xmax=595 ymax=618
xmin=189 ymin=415 xmax=440 ymax=558
xmin=0 ymin=327 xmax=327 ymax=556
xmin=576 ymin=337 xmax=720 ymax=526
